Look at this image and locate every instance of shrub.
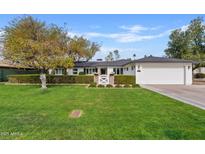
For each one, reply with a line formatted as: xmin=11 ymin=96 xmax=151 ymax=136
xmin=97 ymin=84 xmax=105 ymax=88
xmin=8 ymin=74 xmax=41 ymax=83
xmin=8 ymin=74 xmax=94 ymax=84
xmin=124 ymin=84 xmax=131 ymax=88
xmin=194 ymin=73 xmax=205 ymax=78
xmin=88 ymin=82 xmax=97 ymax=87
xmin=114 ymin=75 xmax=135 ymax=84
xmin=132 ymin=84 xmax=140 ymax=88
xmin=47 ymin=75 xmax=94 ymax=84
xmin=115 ymin=84 xmax=122 ymax=88
xmin=79 ymin=72 xmax=85 ymax=75
xmin=106 ymin=84 xmax=113 ymax=88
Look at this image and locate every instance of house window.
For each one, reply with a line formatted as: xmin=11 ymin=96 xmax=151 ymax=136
xmin=84 ymin=68 xmax=97 ymax=74
xmin=55 ymin=68 xmax=63 ymax=75
xmin=131 ymin=65 xmax=135 ymax=70
xmin=113 ymin=68 xmax=116 ymax=74
xmin=120 ymin=68 xmax=123 ymax=74
xmin=73 ymin=68 xmax=78 ymax=75
xmin=113 ymin=68 xmax=123 ymax=75
xmin=93 ymin=68 xmax=97 ymax=73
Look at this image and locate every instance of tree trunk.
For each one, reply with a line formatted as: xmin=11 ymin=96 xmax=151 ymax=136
xmin=40 ymin=69 xmax=47 ymax=89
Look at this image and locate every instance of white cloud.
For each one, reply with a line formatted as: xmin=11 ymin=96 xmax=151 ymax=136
xmin=84 ymin=29 xmax=171 ymax=43
xmin=67 ymin=31 xmax=170 ymax=43
xmin=181 ymin=25 xmax=189 ymax=31
xmin=119 ymin=24 xmax=161 ymax=33
xmin=120 ymin=25 xmax=147 ymax=33
xmin=67 ymin=24 xmax=171 ymax=43
xmin=67 ymin=31 xmax=80 ymax=37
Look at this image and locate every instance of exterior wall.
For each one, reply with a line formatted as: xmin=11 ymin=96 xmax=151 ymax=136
xmin=135 ymin=63 xmax=192 ymax=85
xmin=67 ymin=68 xmax=84 ymax=75
xmin=106 ymin=65 xmax=135 ymax=75
xmin=77 ymin=68 xmax=84 ymax=74
xmin=53 ymin=66 xmax=135 ymax=76
xmin=123 ymin=64 xmax=135 ymax=75
xmin=67 ymin=68 xmax=72 ymax=75
xmin=109 ymin=75 xmax=114 ymax=85
xmin=107 ymin=67 xmax=114 ymax=75
xmin=184 ymin=65 xmax=192 ymax=85
xmin=48 ymin=69 xmax=53 ymax=74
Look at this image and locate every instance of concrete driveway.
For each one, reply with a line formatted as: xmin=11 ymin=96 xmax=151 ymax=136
xmin=142 ymin=85 xmax=205 ymax=110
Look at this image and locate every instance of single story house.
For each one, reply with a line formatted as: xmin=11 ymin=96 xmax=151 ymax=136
xmin=51 ymin=56 xmax=193 ymax=85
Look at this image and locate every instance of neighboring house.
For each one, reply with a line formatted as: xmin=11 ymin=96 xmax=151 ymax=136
xmin=193 ymin=67 xmax=205 ymax=74
xmin=51 ymin=56 xmax=193 ymax=85
xmin=0 ymin=60 xmax=39 ymax=82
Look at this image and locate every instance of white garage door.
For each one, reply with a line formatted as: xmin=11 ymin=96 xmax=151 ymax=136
xmin=136 ymin=63 xmax=185 ymax=84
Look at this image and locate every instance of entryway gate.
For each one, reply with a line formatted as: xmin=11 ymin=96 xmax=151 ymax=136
xmin=98 ymin=75 xmax=109 ymax=85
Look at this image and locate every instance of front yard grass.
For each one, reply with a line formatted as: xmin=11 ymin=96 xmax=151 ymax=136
xmin=0 ymin=85 xmax=205 ymax=139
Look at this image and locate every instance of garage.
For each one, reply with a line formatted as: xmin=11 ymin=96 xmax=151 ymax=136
xmin=134 ymin=57 xmax=193 ymax=85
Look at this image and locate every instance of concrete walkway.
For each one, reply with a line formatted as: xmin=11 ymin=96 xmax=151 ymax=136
xmin=142 ymin=85 xmax=205 ymax=110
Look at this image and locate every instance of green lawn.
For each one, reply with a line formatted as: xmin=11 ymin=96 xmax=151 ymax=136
xmin=0 ymin=85 xmax=205 ymax=139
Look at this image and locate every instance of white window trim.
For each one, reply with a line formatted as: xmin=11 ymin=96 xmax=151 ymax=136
xmin=55 ymin=68 xmax=63 ymax=75
xmin=73 ymin=68 xmax=78 ymax=75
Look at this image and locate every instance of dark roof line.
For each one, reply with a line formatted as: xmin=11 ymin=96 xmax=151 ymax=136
xmin=74 ymin=57 xmax=193 ymax=67
xmin=132 ymin=56 xmax=193 ymax=63
xmin=74 ymin=59 xmax=132 ymax=67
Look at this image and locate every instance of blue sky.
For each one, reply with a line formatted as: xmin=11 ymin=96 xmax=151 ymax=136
xmin=0 ymin=14 xmax=205 ymax=60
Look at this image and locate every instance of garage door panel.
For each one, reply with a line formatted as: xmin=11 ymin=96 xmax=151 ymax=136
xmin=138 ymin=66 xmax=184 ymax=84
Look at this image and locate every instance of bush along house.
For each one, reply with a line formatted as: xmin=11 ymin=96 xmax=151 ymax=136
xmin=48 ymin=56 xmax=193 ymax=85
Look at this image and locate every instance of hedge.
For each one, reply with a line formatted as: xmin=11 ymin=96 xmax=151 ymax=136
xmin=8 ymin=74 xmax=94 ymax=84
xmin=114 ymin=75 xmax=135 ymax=84
xmin=194 ymin=73 xmax=205 ymax=79
xmin=8 ymin=74 xmax=40 ymax=83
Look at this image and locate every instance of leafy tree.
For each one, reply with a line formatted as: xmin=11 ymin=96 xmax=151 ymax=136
xmin=165 ymin=17 xmax=205 ymax=68
xmin=68 ymin=36 xmax=100 ymax=61
xmin=105 ymin=49 xmax=120 ymax=61
xmin=0 ymin=31 xmax=3 ymax=59
xmin=113 ymin=49 xmax=120 ymax=60
xmin=105 ymin=52 xmax=114 ymax=61
xmin=3 ymin=16 xmax=74 ymax=89
xmin=165 ymin=29 xmax=189 ymax=58
xmin=184 ymin=17 xmax=205 ymax=62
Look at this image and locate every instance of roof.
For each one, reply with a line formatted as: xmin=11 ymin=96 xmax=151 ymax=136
xmin=74 ymin=59 xmax=132 ymax=67
xmin=0 ymin=60 xmax=30 ymax=69
xmin=133 ymin=56 xmax=193 ymax=63
xmin=75 ymin=57 xmax=193 ymax=67
xmin=0 ymin=63 xmax=18 ymax=68
xmin=0 ymin=56 xmax=193 ymax=69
